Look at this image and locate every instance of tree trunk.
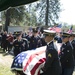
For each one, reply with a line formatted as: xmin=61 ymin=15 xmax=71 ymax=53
xmin=45 ymin=0 xmax=49 ymax=26
xmin=5 ymin=9 xmax=10 ymax=31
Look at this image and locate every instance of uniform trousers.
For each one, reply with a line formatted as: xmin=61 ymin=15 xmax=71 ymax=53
xmin=61 ymin=67 xmax=74 ymax=75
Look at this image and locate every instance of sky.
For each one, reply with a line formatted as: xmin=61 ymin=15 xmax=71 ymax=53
xmin=59 ymin=0 xmax=75 ymax=25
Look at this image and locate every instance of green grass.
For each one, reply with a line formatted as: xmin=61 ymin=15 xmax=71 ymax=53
xmin=0 ymin=47 xmax=15 ymax=75
xmin=0 ymin=64 xmax=15 ymax=75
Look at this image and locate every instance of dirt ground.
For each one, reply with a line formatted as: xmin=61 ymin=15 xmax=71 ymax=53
xmin=0 ymin=52 xmax=75 ymax=75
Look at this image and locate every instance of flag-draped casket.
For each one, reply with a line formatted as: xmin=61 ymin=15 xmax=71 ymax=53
xmin=11 ymin=42 xmax=62 ymax=75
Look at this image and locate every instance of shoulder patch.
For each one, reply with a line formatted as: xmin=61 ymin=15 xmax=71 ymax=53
xmin=48 ymin=53 xmax=52 ymax=58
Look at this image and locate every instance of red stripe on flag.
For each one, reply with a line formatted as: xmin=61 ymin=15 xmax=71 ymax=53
xmin=31 ymin=58 xmax=46 ymax=75
xmin=23 ymin=50 xmax=45 ymax=71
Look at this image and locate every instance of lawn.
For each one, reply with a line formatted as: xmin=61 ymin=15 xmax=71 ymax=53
xmin=0 ymin=64 xmax=15 ymax=75
xmin=0 ymin=49 xmax=15 ymax=75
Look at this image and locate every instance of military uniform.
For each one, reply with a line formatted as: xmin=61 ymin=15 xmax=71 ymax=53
xmin=13 ymin=38 xmax=29 ymax=57
xmin=72 ymin=40 xmax=75 ymax=59
xmin=27 ymin=35 xmax=37 ymax=50
xmin=70 ymin=33 xmax=75 ymax=66
xmin=13 ymin=32 xmax=29 ymax=56
xmin=59 ymin=32 xmax=74 ymax=75
xmin=43 ymin=41 xmax=61 ymax=75
xmin=57 ymin=37 xmax=62 ymax=43
xmin=42 ymin=29 xmax=62 ymax=75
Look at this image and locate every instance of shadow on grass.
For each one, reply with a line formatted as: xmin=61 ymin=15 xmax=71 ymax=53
xmin=0 ymin=48 xmax=14 ymax=56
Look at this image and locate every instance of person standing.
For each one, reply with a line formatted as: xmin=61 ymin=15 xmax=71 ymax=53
xmin=13 ymin=32 xmax=29 ymax=57
xmin=42 ymin=29 xmax=62 ymax=75
xmin=6 ymin=32 xmax=14 ymax=52
xmin=59 ymin=32 xmax=74 ymax=75
xmin=56 ymin=32 xmax=62 ymax=43
xmin=2 ymin=31 xmax=8 ymax=52
xmin=70 ymin=33 xmax=75 ymax=66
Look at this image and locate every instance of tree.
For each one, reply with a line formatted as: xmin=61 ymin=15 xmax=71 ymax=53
xmin=38 ymin=0 xmax=61 ymax=26
xmin=5 ymin=9 xmax=10 ymax=31
xmin=2 ymin=6 xmax=26 ymax=31
xmin=24 ymin=3 xmax=38 ymax=26
xmin=45 ymin=0 xmax=49 ymax=26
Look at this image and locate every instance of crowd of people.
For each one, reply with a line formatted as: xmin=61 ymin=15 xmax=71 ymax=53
xmin=0 ymin=27 xmax=47 ymax=56
xmin=1 ymin=26 xmax=75 ymax=75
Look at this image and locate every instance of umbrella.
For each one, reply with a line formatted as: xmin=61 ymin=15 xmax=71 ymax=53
xmin=0 ymin=0 xmax=38 ymax=11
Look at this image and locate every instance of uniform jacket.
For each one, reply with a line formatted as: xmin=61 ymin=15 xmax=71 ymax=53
xmin=59 ymin=41 xmax=74 ymax=68
xmin=71 ymin=40 xmax=75 ymax=59
xmin=13 ymin=38 xmax=29 ymax=56
xmin=28 ymin=35 xmax=38 ymax=50
xmin=43 ymin=41 xmax=61 ymax=75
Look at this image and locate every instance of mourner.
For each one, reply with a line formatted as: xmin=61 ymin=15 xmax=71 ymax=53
xmin=59 ymin=32 xmax=74 ymax=75
xmin=7 ymin=32 xmax=14 ymax=52
xmin=1 ymin=31 xmax=8 ymax=52
xmin=13 ymin=32 xmax=29 ymax=57
xmin=42 ymin=29 xmax=62 ymax=75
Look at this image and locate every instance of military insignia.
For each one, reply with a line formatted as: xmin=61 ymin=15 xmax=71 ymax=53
xmin=48 ymin=53 xmax=52 ymax=58
xmin=67 ymin=50 xmax=69 ymax=52
xmin=62 ymin=48 xmax=64 ymax=51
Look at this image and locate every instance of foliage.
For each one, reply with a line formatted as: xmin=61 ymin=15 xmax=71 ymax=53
xmin=37 ymin=0 xmax=61 ymax=26
xmin=10 ymin=6 xmax=25 ymax=25
xmin=1 ymin=0 xmax=62 ymax=29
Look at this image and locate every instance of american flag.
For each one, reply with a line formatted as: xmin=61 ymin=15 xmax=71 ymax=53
xmin=11 ymin=46 xmax=46 ymax=75
xmin=11 ymin=43 xmax=61 ymax=75
xmin=23 ymin=46 xmax=46 ymax=75
xmin=67 ymin=26 xmax=73 ymax=34
xmin=48 ymin=24 xmax=62 ymax=33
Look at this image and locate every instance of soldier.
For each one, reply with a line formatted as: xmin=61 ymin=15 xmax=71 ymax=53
xmin=28 ymin=28 xmax=42 ymax=50
xmin=59 ymin=32 xmax=74 ymax=75
xmin=13 ymin=32 xmax=29 ymax=57
xmin=56 ymin=32 xmax=62 ymax=43
xmin=42 ymin=29 xmax=62 ymax=75
xmin=70 ymin=33 xmax=75 ymax=66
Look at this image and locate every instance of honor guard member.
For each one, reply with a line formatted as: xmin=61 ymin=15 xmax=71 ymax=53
xmin=59 ymin=32 xmax=74 ymax=75
xmin=56 ymin=32 xmax=62 ymax=43
xmin=28 ymin=28 xmax=41 ymax=50
xmin=70 ymin=33 xmax=75 ymax=65
xmin=42 ymin=29 xmax=62 ymax=75
xmin=13 ymin=31 xmax=29 ymax=57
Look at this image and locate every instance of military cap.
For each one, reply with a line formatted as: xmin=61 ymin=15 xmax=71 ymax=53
xmin=33 ymin=28 xmax=38 ymax=33
xmin=14 ymin=31 xmax=22 ymax=37
xmin=43 ymin=29 xmax=56 ymax=37
xmin=62 ymin=32 xmax=70 ymax=39
xmin=69 ymin=32 xmax=75 ymax=37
